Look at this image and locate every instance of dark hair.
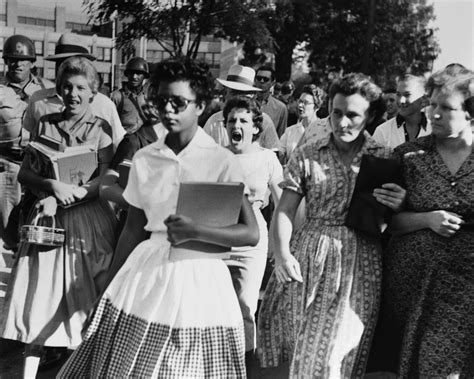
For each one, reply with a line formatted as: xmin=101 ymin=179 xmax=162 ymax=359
xmin=383 ymin=86 xmax=397 ymax=94
xmin=301 ymin=84 xmax=327 ymax=109
xmin=426 ymin=64 xmax=474 ymax=97
xmin=281 ymin=80 xmax=295 ymax=95
xmin=56 ymin=56 xmax=100 ymax=95
xmin=256 ymin=65 xmax=275 ymax=81
xmin=328 ymin=73 xmax=381 ymax=114
xmin=149 ymin=57 xmax=214 ymax=106
xmin=223 ymin=96 xmax=264 ymax=141
xmin=427 ymin=70 xmax=474 ymax=117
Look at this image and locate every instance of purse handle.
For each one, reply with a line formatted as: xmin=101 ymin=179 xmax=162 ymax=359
xmin=32 ymin=213 xmax=56 ymax=229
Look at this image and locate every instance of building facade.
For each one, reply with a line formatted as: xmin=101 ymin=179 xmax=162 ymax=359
xmin=0 ymin=0 xmax=240 ymax=90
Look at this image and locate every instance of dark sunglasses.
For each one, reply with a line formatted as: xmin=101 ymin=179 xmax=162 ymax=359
xmin=153 ymin=95 xmax=196 ymax=113
xmin=255 ymin=75 xmax=272 ymax=83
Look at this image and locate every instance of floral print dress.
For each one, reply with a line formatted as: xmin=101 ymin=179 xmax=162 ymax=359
xmin=258 ymin=132 xmax=391 ymax=378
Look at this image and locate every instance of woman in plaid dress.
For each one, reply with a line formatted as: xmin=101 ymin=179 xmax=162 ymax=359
xmin=257 ymin=73 xmax=406 ymax=377
xmin=58 ymin=57 xmax=259 ymax=378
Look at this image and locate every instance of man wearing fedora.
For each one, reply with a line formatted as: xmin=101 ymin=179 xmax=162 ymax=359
xmin=203 ymin=64 xmax=280 ymax=151
xmin=111 ymin=57 xmax=151 ymax=134
xmin=22 ymin=33 xmax=125 ymax=149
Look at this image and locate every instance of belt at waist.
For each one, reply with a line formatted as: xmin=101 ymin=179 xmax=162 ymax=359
xmin=304 ymin=217 xmax=347 ymax=227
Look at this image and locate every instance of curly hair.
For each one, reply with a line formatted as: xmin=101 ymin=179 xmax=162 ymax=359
xmin=427 ymin=70 xmax=474 ymax=117
xmin=56 ymin=56 xmax=100 ymax=95
xmin=223 ymin=96 xmax=264 ymax=142
xmin=301 ymin=84 xmax=327 ymax=109
xmin=149 ymin=57 xmax=214 ymax=106
xmin=328 ymin=73 xmax=382 ymax=115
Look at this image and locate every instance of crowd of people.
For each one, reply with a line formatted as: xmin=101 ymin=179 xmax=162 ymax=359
xmin=0 ymin=31 xmax=472 ymax=379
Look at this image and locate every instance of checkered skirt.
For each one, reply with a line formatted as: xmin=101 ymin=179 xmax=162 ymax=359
xmin=58 ymin=233 xmax=246 ymax=378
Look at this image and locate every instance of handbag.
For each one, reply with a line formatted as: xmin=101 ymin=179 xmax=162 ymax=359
xmin=345 ymin=154 xmax=403 ymax=237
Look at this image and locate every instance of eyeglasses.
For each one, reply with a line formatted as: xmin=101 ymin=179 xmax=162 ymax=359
xmin=153 ymin=95 xmax=196 ymax=113
xmin=298 ymin=100 xmax=315 ymax=106
xmin=255 ymin=76 xmax=272 ymax=83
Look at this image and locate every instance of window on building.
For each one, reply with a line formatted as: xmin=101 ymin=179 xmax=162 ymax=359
xmin=103 ymin=48 xmax=111 ymax=62
xmin=18 ymin=16 xmax=54 ymax=27
xmin=48 ymin=42 xmax=56 ymax=56
xmin=96 ymin=47 xmax=104 ymax=61
xmin=66 ymin=22 xmax=93 ymax=33
xmin=34 ymin=41 xmax=43 ymax=56
xmin=0 ymin=14 xmax=6 ymax=22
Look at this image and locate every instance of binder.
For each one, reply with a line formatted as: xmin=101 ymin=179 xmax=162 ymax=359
xmin=172 ymin=182 xmax=244 ymax=253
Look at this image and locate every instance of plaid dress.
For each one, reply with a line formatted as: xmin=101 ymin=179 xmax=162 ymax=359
xmin=257 ymin=133 xmax=391 ymax=378
xmin=58 ymin=128 xmax=247 ymax=378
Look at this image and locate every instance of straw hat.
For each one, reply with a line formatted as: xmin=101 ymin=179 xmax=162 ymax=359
xmin=216 ymin=64 xmax=261 ymax=92
xmin=45 ymin=33 xmax=96 ymax=61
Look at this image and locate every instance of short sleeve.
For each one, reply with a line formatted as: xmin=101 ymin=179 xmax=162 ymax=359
xmin=267 ymin=150 xmax=284 ymax=188
xmin=279 ymin=130 xmax=288 ymax=156
xmin=122 ymin=154 xmax=143 ymax=209
xmin=280 ymin=147 xmax=306 ymax=195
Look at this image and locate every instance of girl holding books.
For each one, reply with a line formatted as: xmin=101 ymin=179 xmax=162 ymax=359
xmin=58 ymin=57 xmax=259 ymax=377
xmin=0 ymin=56 xmax=117 ymax=378
xmin=223 ymin=96 xmax=283 ymax=370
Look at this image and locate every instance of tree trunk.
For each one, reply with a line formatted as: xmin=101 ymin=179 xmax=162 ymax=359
xmin=274 ymin=45 xmax=294 ymax=82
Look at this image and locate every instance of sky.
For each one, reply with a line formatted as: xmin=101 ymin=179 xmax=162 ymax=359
xmin=431 ymin=0 xmax=474 ymax=71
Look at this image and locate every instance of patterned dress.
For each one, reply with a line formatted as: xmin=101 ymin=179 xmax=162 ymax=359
xmin=382 ymin=136 xmax=474 ymax=377
xmin=0 ymin=111 xmax=117 ymax=347
xmin=257 ymin=132 xmax=391 ymax=378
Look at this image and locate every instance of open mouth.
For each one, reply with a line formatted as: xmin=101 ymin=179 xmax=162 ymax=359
xmin=231 ymin=130 xmax=243 ymax=142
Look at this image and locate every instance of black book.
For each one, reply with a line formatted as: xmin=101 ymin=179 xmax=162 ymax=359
xmin=345 ymin=154 xmax=403 ymax=237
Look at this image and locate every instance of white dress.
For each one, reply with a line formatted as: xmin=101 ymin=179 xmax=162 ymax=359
xmin=58 ymin=128 xmax=247 ymax=378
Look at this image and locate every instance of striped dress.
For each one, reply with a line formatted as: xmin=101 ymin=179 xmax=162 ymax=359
xmin=257 ymin=132 xmax=391 ymax=378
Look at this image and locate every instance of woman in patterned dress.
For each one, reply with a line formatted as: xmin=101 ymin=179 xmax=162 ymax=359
xmin=58 ymin=57 xmax=259 ymax=378
xmin=0 ymin=57 xmax=117 ymax=378
xmin=382 ymin=70 xmax=474 ymax=377
xmin=257 ymin=73 xmax=406 ymax=377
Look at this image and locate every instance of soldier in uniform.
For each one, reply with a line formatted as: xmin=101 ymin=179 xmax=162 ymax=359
xmin=0 ymin=35 xmax=53 ymax=247
xmin=111 ymin=57 xmax=150 ymax=134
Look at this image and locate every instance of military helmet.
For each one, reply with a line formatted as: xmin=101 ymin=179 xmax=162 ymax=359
xmin=3 ymin=35 xmax=36 ymax=61
xmin=125 ymin=57 xmax=150 ymax=78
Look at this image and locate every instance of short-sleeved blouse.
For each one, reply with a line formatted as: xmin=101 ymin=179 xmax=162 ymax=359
xmin=232 ymin=147 xmax=282 ymax=209
xmin=123 ymin=127 xmax=246 ymax=232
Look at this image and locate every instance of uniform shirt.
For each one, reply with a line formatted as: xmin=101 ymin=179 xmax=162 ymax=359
xmin=203 ymin=110 xmax=281 ymax=151
xmin=111 ymin=86 xmax=148 ymax=134
xmin=261 ymin=94 xmax=288 ymax=138
xmin=23 ymin=87 xmax=125 ymax=149
xmin=0 ymin=74 xmax=54 ymax=102
xmin=123 ymin=127 xmax=246 ymax=232
xmin=372 ymin=113 xmax=431 ymax=149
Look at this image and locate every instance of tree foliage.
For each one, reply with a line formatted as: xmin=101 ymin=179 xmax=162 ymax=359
xmin=83 ymin=0 xmax=273 ymax=59
xmin=256 ymin=0 xmax=439 ymax=85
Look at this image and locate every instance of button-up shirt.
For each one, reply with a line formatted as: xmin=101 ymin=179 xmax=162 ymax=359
xmin=261 ymin=94 xmax=288 ymax=138
xmin=372 ymin=113 xmax=431 ymax=149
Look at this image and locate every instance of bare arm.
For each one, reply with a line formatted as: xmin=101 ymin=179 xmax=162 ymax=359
xmin=390 ymin=210 xmax=464 ymax=238
xmin=271 ymin=189 xmax=304 ymax=283
xmin=105 ymin=205 xmax=148 ymax=287
xmin=99 ymin=169 xmax=129 ymax=209
xmin=165 ymin=194 xmax=259 ymax=248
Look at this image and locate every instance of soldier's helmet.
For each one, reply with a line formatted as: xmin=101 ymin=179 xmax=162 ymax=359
xmin=125 ymin=57 xmax=150 ymax=78
xmin=3 ymin=35 xmax=36 ymax=61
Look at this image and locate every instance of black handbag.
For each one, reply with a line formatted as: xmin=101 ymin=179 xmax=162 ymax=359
xmin=345 ymin=154 xmax=403 ymax=237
